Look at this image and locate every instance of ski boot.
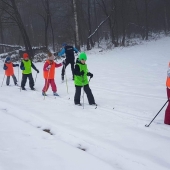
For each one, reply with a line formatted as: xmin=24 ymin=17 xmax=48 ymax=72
xmin=53 ymin=92 xmax=59 ymax=96
xmin=75 ymin=103 xmax=82 ymax=106
xmin=42 ymin=91 xmax=47 ymax=96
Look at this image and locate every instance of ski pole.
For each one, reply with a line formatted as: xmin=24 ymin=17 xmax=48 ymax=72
xmin=63 ymin=62 xmax=69 ymax=95
xmin=82 ymin=77 xmax=85 ymax=109
xmin=17 ymin=54 xmax=20 ymax=83
xmin=44 ymin=68 xmax=51 ymax=100
xmin=18 ymin=66 xmax=19 ymax=83
xmin=1 ymin=74 xmax=5 ymax=87
xmin=20 ymin=74 xmax=23 ymax=92
xmin=1 ymin=56 xmax=7 ymax=87
xmin=82 ymin=85 xmax=85 ymax=109
xmin=34 ymin=72 xmax=38 ymax=84
xmin=145 ymin=99 xmax=169 ymax=127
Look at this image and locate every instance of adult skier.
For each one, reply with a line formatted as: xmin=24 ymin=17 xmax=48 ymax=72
xmin=58 ymin=43 xmax=79 ymax=81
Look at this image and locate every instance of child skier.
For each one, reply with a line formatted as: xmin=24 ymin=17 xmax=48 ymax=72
xmin=3 ymin=56 xmax=19 ymax=86
xmin=20 ymin=53 xmax=39 ymax=90
xmin=74 ymin=52 xmax=96 ymax=106
xmin=42 ymin=52 xmax=62 ymax=96
xmin=165 ymin=62 xmax=170 ymax=125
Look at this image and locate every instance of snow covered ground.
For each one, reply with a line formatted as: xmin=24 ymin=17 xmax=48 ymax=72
xmin=0 ymin=37 xmax=170 ymax=170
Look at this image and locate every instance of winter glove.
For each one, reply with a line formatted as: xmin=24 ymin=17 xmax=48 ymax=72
xmin=3 ymin=65 xmax=8 ymax=70
xmin=53 ymin=52 xmax=58 ymax=56
xmin=87 ymin=72 xmax=93 ymax=78
xmin=167 ymin=70 xmax=170 ymax=77
xmin=80 ymin=70 xmax=84 ymax=76
xmin=21 ymin=67 xmax=25 ymax=70
xmin=36 ymin=69 xmax=39 ymax=73
xmin=75 ymin=51 xmax=79 ymax=56
xmin=62 ymin=60 xmax=66 ymax=64
xmin=46 ymin=65 xmax=51 ymax=70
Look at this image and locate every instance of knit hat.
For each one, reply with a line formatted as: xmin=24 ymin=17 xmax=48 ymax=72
xmin=23 ymin=53 xmax=29 ymax=59
xmin=79 ymin=52 xmax=87 ymax=61
xmin=5 ymin=57 xmax=11 ymax=62
xmin=62 ymin=43 xmax=67 ymax=47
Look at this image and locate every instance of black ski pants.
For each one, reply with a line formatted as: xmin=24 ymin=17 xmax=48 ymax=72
xmin=74 ymin=84 xmax=95 ymax=104
xmin=21 ymin=73 xmax=34 ymax=88
xmin=6 ymin=75 xmax=17 ymax=85
xmin=61 ymin=59 xmax=74 ymax=78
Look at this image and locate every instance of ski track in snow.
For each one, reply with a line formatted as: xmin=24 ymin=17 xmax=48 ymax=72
xmin=1 ymin=37 xmax=170 ymax=170
xmin=0 ymin=83 xmax=169 ymax=170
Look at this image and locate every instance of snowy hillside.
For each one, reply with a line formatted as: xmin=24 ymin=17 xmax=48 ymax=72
xmin=0 ymin=37 xmax=170 ymax=170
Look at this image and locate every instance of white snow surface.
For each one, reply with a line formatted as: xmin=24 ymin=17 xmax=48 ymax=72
xmin=0 ymin=37 xmax=170 ymax=170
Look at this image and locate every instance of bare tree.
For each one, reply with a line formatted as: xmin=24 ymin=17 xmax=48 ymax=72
xmin=87 ymin=0 xmax=94 ymax=50
xmin=93 ymin=0 xmax=99 ymax=46
xmin=144 ymin=0 xmax=149 ymax=40
xmin=72 ymin=0 xmax=80 ymax=50
xmin=0 ymin=0 xmax=34 ymax=58
xmin=0 ymin=0 xmax=170 ymax=51
xmin=41 ymin=0 xmax=55 ymax=51
xmin=0 ymin=11 xmax=4 ymax=44
xmin=163 ymin=0 xmax=169 ymax=35
xmin=96 ymin=0 xmax=117 ymax=46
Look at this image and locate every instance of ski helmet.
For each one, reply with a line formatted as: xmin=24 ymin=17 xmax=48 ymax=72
xmin=79 ymin=52 xmax=87 ymax=60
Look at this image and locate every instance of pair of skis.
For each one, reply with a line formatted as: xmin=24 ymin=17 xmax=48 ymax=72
xmin=76 ymin=103 xmax=98 ymax=109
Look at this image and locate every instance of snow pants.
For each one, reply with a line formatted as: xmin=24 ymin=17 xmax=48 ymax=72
xmin=42 ymin=79 xmax=57 ymax=93
xmin=21 ymin=73 xmax=34 ymax=88
xmin=164 ymin=88 xmax=170 ymax=125
xmin=61 ymin=59 xmax=74 ymax=79
xmin=74 ymin=84 xmax=95 ymax=105
xmin=6 ymin=74 xmax=17 ymax=85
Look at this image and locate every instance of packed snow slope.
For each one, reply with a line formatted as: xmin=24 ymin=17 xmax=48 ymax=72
xmin=0 ymin=37 xmax=170 ymax=170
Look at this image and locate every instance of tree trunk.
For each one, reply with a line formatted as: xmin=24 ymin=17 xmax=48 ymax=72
xmin=0 ymin=14 xmax=4 ymax=53
xmin=72 ymin=0 xmax=80 ymax=50
xmin=87 ymin=0 xmax=94 ymax=50
xmin=49 ymin=15 xmax=55 ymax=51
xmin=10 ymin=0 xmax=33 ymax=59
xmin=163 ymin=0 xmax=169 ymax=35
xmin=43 ymin=0 xmax=50 ymax=49
xmin=100 ymin=0 xmax=116 ymax=46
xmin=44 ymin=21 xmax=48 ymax=48
xmin=113 ymin=0 xmax=119 ymax=47
xmin=93 ymin=0 xmax=99 ymax=47
xmin=121 ymin=0 xmax=126 ymax=46
xmin=144 ymin=0 xmax=149 ymax=40
xmin=134 ymin=0 xmax=143 ymax=38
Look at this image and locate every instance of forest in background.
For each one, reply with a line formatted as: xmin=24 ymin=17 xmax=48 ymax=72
xmin=0 ymin=0 xmax=170 ymax=58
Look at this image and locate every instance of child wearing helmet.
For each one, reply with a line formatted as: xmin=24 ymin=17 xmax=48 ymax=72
xmin=74 ymin=52 xmax=96 ymax=106
xmin=3 ymin=56 xmax=19 ymax=86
